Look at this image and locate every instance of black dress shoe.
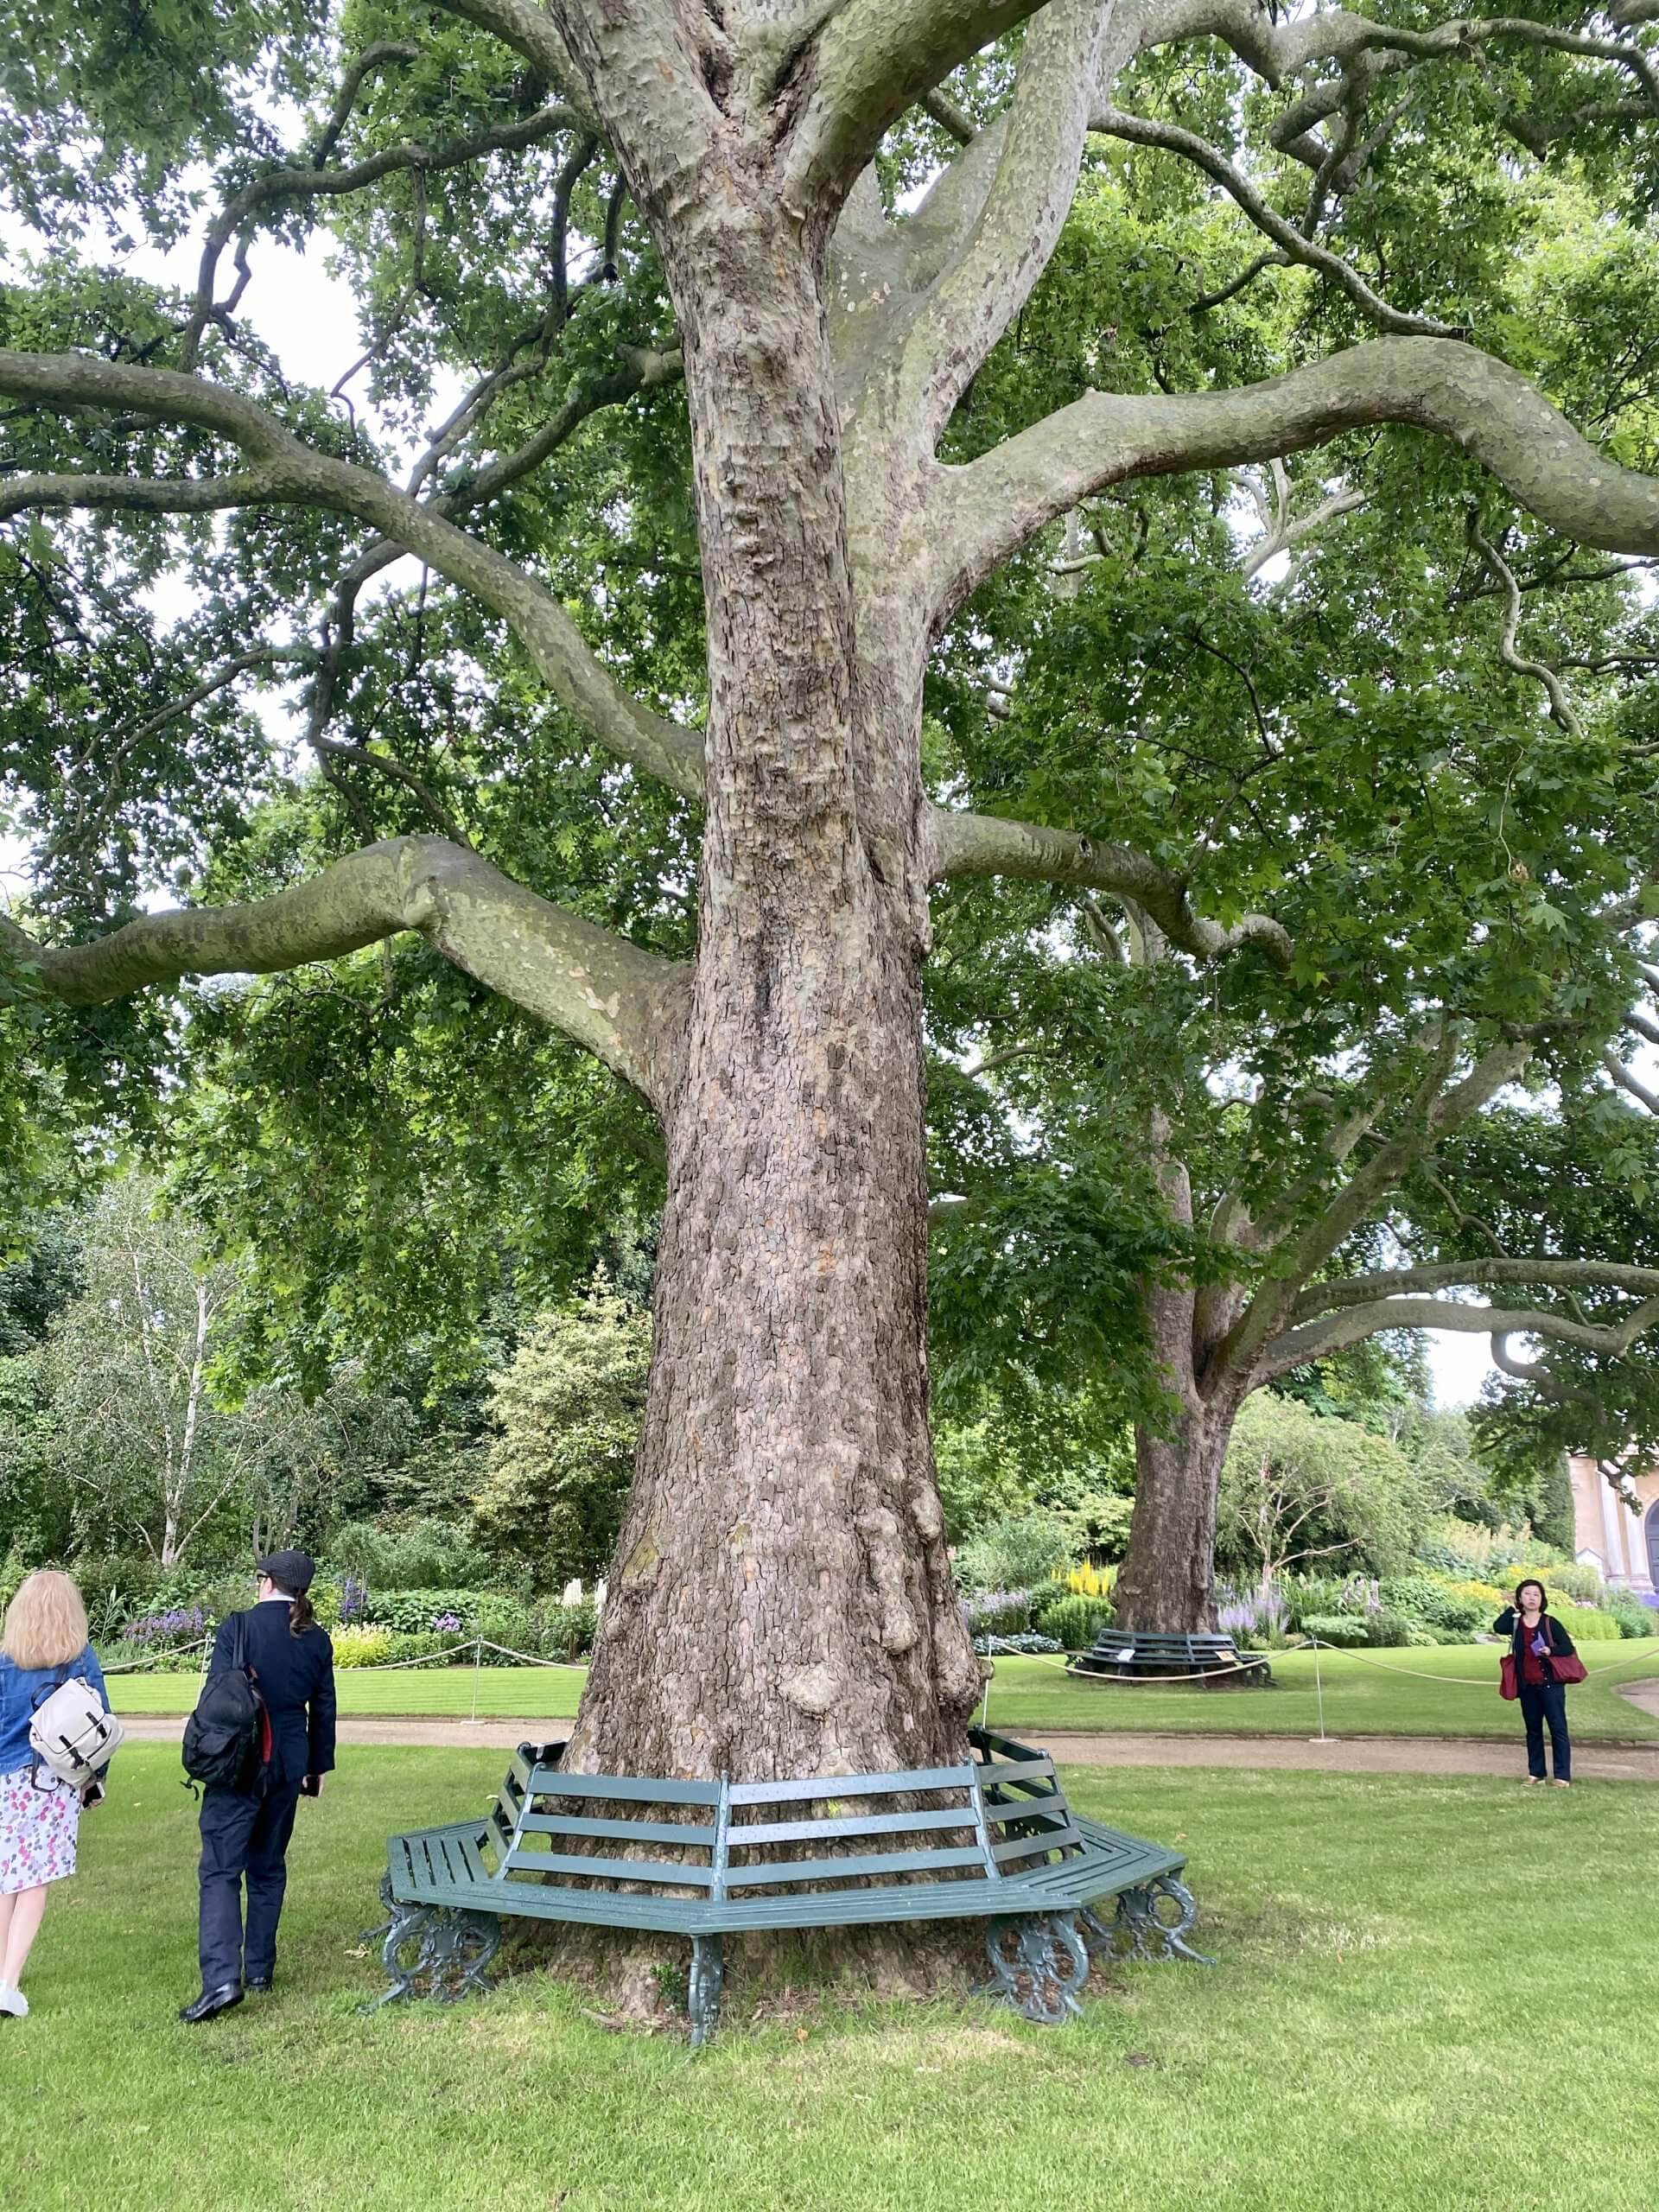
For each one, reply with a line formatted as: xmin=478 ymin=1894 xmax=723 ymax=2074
xmin=179 ymin=1984 xmax=244 ymax=2024
xmin=245 ymin=1977 xmax=273 ymax=1994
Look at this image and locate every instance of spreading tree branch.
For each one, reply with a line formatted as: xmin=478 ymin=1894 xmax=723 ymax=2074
xmin=0 ymin=837 xmax=688 ymax=1103
xmin=1261 ymin=1292 xmax=1659 ymax=1380
xmin=1604 ymin=1047 xmax=1659 ymax=1113
xmin=1089 ymin=105 xmax=1460 ymax=340
xmin=925 ymin=804 xmax=1293 ymax=964
xmin=0 ymin=349 xmax=703 ymax=800
xmin=1465 ymin=513 xmax=1584 ymax=735
xmin=932 ymin=337 xmax=1659 ymax=618
xmin=1209 ymin=1035 xmax=1534 ymax=1385
xmin=1292 ymin=1257 xmax=1659 ymax=1321
xmin=181 ymin=89 xmax=583 ymax=368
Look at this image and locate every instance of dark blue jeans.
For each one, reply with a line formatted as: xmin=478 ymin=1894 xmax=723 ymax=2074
xmin=197 ymin=1777 xmax=303 ymax=1988
xmin=1517 ymin=1680 xmax=1571 ymax=1782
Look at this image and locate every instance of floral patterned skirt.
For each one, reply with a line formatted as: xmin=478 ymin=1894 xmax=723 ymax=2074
xmin=0 ymin=1765 xmax=81 ymax=1894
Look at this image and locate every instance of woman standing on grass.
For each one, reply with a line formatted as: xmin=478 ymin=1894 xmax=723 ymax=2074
xmin=0 ymin=1571 xmax=110 ymax=2018
xmin=1493 ymin=1580 xmax=1582 ymax=1789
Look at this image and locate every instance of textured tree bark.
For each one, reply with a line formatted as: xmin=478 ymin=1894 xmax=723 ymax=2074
xmin=1112 ymin=1414 xmax=1231 ymax=1636
xmin=563 ymin=185 xmax=981 ymax=1790
xmin=1111 ymin=1263 xmax=1243 ymax=1636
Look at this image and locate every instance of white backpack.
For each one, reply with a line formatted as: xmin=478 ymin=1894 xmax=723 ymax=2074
xmin=29 ymin=1675 xmax=124 ymax=1789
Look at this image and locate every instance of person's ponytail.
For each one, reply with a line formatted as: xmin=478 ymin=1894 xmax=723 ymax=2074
xmin=289 ymin=1591 xmax=316 ymax=1636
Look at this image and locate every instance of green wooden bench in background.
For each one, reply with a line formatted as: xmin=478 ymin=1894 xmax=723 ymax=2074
xmin=369 ymin=1726 xmax=1210 ymax=2041
xmin=1068 ymin=1627 xmax=1272 ymax=1686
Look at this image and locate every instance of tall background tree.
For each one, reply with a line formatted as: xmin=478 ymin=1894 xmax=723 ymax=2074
xmin=2 ymin=0 xmax=1658 ymax=1905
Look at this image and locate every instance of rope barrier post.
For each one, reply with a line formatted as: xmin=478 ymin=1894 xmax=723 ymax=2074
xmin=980 ymin=1664 xmax=992 ymax=1733
xmin=470 ymin=1634 xmax=482 ymax=1722
xmin=1310 ymin=1636 xmax=1330 ymax=1744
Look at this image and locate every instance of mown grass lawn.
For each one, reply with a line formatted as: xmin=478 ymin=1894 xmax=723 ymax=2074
xmin=108 ymin=1639 xmax=1659 ymax=1740
xmin=3 ymin=1746 xmax=1653 ymax=2212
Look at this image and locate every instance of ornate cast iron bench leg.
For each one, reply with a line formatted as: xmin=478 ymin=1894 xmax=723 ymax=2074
xmin=688 ymin=1935 xmax=724 ymax=2049
xmin=982 ymin=1913 xmax=1090 ymax=2024
xmin=363 ymin=1873 xmax=504 ymax=2010
xmin=1084 ymin=1876 xmax=1214 ymax=1967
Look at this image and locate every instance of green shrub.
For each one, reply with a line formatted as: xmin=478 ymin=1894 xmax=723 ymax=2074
xmin=1598 ymin=1586 xmax=1656 ymax=1639
xmin=331 ymin=1626 xmax=396 ymax=1668
xmin=1530 ymin=1560 xmax=1603 ymax=1605
xmin=324 ymin=1518 xmax=499 ymax=1592
xmin=1366 ymin=1611 xmax=1411 ymax=1648
xmin=74 ymin=1554 xmax=168 ymax=1639
xmin=1379 ymin=1573 xmax=1485 ymax=1635
xmin=1283 ymin=1571 xmax=1378 ymax=1624
xmin=963 ymin=1591 xmax=1035 ymax=1637
xmin=362 ymin=1588 xmax=531 ymax=1643
xmin=1033 ymin=1592 xmax=1111 ymax=1650
xmin=537 ymin=1599 xmax=599 ymax=1662
xmin=1550 ymin=1599 xmax=1620 ymax=1642
xmin=1297 ymin=1614 xmax=1370 ymax=1648
xmin=955 ymin=1511 xmax=1073 ymax=1598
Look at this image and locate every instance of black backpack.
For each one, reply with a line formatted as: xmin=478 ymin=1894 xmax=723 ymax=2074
xmin=181 ymin=1613 xmax=270 ymax=1794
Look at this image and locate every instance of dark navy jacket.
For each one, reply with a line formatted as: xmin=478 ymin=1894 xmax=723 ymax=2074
xmin=1491 ymin=1607 xmax=1578 ymax=1686
xmin=208 ymin=1602 xmax=336 ymax=1786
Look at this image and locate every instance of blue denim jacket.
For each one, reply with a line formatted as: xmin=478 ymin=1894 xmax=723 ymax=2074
xmin=0 ymin=1646 xmax=111 ymax=1776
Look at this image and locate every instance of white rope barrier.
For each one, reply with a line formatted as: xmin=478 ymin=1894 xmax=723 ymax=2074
xmin=989 ymin=1631 xmax=1659 ymax=1696
xmin=99 ymin=1637 xmax=213 ymax=1675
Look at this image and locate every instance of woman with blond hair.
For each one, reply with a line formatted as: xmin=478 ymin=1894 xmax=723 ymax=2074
xmin=0 ymin=1570 xmax=110 ymax=2018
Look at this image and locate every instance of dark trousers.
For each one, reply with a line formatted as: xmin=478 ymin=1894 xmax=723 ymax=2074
xmin=1518 ymin=1680 xmax=1572 ymax=1782
xmin=197 ymin=1778 xmax=303 ymax=1988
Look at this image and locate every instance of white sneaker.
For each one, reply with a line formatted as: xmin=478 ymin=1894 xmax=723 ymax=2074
xmin=0 ymin=1984 xmax=27 ymax=2018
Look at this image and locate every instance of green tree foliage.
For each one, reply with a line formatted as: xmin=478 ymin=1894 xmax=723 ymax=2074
xmin=1217 ymin=1396 xmax=1434 ymax=1600
xmin=0 ymin=1173 xmax=430 ymax=1567
xmin=473 ymin=1277 xmax=650 ymax=1587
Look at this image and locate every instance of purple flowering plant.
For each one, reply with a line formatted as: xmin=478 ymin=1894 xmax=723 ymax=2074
xmin=126 ymin=1605 xmax=207 ymax=1646
xmin=1217 ymin=1585 xmax=1289 ymax=1645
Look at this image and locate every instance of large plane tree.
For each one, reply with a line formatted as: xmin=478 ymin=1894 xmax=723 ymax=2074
xmin=4 ymin=0 xmax=1659 ymax=1833
xmin=926 ymin=372 xmax=1659 ymax=1634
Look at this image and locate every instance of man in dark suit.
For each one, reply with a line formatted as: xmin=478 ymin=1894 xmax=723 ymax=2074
xmin=181 ymin=1549 xmax=337 ymax=2023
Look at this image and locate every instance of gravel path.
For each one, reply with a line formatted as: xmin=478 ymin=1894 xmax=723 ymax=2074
xmin=114 ymin=1707 xmax=1659 ymax=1781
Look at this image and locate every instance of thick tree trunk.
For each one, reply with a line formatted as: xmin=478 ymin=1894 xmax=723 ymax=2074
xmin=1113 ymin=1414 xmax=1230 ymax=1635
xmin=563 ymin=189 xmax=980 ymax=1786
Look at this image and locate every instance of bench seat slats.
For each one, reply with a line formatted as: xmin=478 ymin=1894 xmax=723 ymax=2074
xmin=507 ymin=1812 xmax=718 ymax=1849
xmin=993 ymin=1834 xmax=1081 ymax=1867
xmin=499 ymin=1848 xmax=719 ymax=1887
xmin=722 ymin=1845 xmax=988 ymax=1890
xmin=727 ymin=1807 xmax=977 ymax=1848
xmin=518 ymin=1772 xmax=723 ymax=1806
xmin=725 ymin=1764 xmax=975 ymax=1805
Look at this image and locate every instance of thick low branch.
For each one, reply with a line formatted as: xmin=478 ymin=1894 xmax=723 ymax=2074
xmin=0 ymin=837 xmax=687 ymax=1102
xmin=1292 ymin=1257 xmax=1659 ymax=1322
xmin=932 ymin=337 xmax=1659 ymax=617
xmin=893 ymin=0 xmax=1122 ymax=450
xmin=1261 ymin=1292 xmax=1659 ymax=1381
xmin=425 ymin=0 xmax=597 ymax=118
xmin=924 ymin=803 xmax=1293 ymax=964
xmin=781 ymin=0 xmax=1047 ymax=213
xmin=0 ymin=349 xmax=702 ymax=800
